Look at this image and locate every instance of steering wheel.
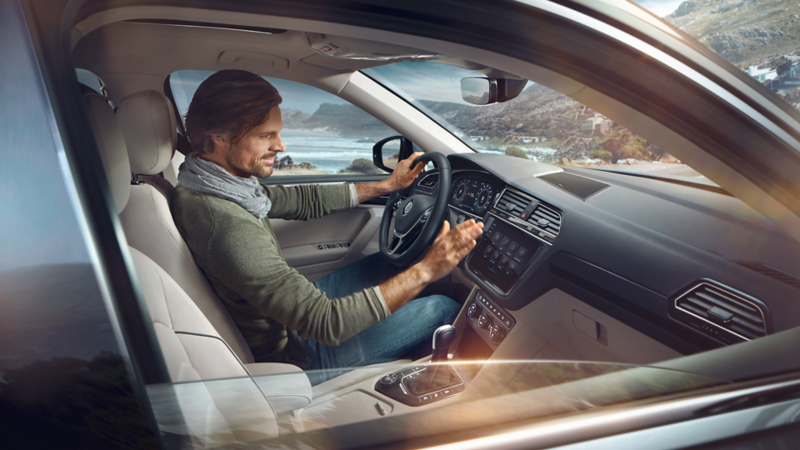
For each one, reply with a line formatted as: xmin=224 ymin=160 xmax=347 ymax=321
xmin=380 ymin=152 xmax=452 ymax=267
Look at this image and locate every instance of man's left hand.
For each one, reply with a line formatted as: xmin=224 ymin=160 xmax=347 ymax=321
xmin=385 ymin=152 xmax=426 ymax=192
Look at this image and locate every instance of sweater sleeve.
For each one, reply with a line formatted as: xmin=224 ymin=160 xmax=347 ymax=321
xmin=265 ymin=183 xmax=354 ymax=220
xmin=206 ymin=212 xmax=388 ymax=345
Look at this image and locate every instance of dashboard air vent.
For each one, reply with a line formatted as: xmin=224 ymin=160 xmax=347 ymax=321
xmin=418 ymin=173 xmax=439 ymax=188
xmin=529 ymin=203 xmax=561 ymax=237
xmin=673 ymin=281 xmax=767 ymax=343
xmin=496 ymin=189 xmax=533 ymax=220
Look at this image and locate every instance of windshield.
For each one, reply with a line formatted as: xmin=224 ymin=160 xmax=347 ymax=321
xmin=363 ymin=62 xmax=702 ymax=179
xmin=634 ymin=0 xmax=800 ymax=112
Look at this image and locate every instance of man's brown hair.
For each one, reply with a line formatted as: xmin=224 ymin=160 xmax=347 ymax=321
xmin=185 ymin=70 xmax=282 ymax=154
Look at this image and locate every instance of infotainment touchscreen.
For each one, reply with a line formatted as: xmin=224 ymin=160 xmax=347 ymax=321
xmin=468 ymin=217 xmax=541 ymax=293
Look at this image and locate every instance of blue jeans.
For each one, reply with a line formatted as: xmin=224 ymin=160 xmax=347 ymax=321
xmin=306 ymin=253 xmax=460 ymax=385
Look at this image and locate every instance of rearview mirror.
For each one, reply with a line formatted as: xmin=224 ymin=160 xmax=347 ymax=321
xmin=373 ymin=136 xmax=414 ymax=173
xmin=461 ymin=77 xmax=527 ymax=105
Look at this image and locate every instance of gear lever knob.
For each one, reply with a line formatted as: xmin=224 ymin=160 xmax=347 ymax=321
xmin=431 ymin=324 xmax=457 ymax=362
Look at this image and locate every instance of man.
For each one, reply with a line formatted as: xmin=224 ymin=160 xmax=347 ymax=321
xmin=172 ymin=70 xmax=483 ymax=384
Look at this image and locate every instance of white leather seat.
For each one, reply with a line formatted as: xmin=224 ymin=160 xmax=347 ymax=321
xmin=84 ymin=88 xmax=323 ymax=445
xmin=116 ymin=90 xmax=254 ymax=364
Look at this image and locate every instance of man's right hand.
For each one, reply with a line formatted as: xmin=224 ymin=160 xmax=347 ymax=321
xmin=417 ymin=219 xmax=484 ymax=283
xmin=379 ymin=219 xmax=483 ymax=313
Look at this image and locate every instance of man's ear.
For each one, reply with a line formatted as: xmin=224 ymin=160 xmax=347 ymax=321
xmin=210 ymin=134 xmax=228 ymax=153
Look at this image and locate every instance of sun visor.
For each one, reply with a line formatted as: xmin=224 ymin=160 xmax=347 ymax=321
xmin=303 ymin=32 xmax=445 ymax=62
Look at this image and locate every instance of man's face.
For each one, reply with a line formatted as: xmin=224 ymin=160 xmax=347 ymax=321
xmin=215 ymin=106 xmax=286 ymax=179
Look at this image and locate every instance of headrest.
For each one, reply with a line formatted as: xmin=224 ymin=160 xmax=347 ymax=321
xmin=117 ymin=90 xmax=178 ymax=175
xmin=83 ymin=87 xmax=131 ymax=214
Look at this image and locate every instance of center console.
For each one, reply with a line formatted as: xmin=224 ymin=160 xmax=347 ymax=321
xmin=375 ymin=289 xmax=516 ymax=406
xmin=467 ymin=216 xmax=542 ymax=294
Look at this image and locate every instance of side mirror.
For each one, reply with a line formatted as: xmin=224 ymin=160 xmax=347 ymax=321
xmin=373 ymin=135 xmax=414 ymax=173
xmin=461 ymin=77 xmax=527 ymax=105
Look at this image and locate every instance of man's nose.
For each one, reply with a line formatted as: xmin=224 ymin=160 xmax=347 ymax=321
xmin=274 ymin=133 xmax=286 ymax=152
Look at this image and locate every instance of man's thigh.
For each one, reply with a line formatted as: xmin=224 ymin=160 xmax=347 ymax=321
xmin=313 ymin=252 xmax=402 ymax=300
xmin=306 ymin=294 xmax=460 ymax=384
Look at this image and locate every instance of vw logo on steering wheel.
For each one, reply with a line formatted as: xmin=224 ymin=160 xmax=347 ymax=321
xmin=402 ymin=200 xmax=414 ymax=216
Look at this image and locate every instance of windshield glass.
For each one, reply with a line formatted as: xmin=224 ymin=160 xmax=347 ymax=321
xmin=363 ymin=62 xmax=702 ymax=179
xmin=634 ymin=0 xmax=800 ymax=112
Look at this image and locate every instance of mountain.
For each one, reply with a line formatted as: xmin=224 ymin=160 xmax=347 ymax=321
xmin=419 ymin=84 xmax=583 ymax=140
xmin=667 ymin=0 xmax=800 ymax=67
xmin=282 ymin=104 xmax=394 ymax=138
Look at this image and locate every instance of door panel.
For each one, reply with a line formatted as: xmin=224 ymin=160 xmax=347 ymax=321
xmin=273 ymin=205 xmax=385 ymax=280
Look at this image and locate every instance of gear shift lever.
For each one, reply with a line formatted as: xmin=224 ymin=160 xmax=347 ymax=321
xmin=431 ymin=324 xmax=457 ymax=362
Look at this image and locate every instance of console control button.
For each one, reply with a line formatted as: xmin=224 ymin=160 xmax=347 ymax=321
xmin=467 ymin=303 xmax=480 ymax=318
xmin=380 ymin=373 xmax=398 ymax=385
xmin=478 ymin=314 xmax=491 ymax=329
xmin=489 ymin=324 xmax=506 ymax=342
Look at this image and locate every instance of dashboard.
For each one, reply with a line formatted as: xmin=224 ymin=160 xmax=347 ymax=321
xmin=449 ymin=176 xmax=498 ymax=217
xmin=439 ymin=153 xmax=800 ymax=356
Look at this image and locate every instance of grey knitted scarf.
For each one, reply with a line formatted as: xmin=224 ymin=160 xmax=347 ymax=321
xmin=178 ymin=153 xmax=272 ymax=219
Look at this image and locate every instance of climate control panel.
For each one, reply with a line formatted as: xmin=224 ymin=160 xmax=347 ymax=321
xmin=465 ymin=291 xmax=515 ymax=349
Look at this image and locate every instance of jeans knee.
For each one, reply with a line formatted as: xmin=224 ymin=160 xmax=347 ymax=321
xmin=426 ymin=295 xmax=460 ymax=324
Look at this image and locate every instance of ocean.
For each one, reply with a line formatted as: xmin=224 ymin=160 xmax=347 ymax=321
xmin=281 ymin=131 xmax=377 ymax=174
xmin=281 ymin=130 xmax=559 ymax=173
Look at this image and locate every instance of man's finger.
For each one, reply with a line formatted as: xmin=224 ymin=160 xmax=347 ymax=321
xmin=438 ymin=220 xmax=450 ymax=237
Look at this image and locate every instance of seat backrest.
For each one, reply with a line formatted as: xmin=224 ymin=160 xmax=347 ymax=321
xmin=84 ymin=89 xmax=279 ymax=444
xmin=116 ymin=90 xmax=254 ymax=363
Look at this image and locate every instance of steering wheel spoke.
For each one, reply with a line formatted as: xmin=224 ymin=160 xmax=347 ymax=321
xmin=379 ymin=153 xmax=451 ymax=267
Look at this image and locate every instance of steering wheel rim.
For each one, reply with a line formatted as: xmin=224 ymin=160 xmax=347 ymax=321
xmin=379 ymin=152 xmax=451 ymax=267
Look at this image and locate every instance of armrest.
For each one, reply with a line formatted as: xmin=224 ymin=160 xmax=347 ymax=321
xmin=245 ymin=362 xmax=303 ymax=377
xmin=248 ymin=363 xmax=312 ymax=414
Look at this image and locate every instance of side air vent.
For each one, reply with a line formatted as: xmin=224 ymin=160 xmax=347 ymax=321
xmin=418 ymin=173 xmax=439 ymax=188
xmin=671 ymin=280 xmax=768 ymax=344
xmin=493 ymin=188 xmax=562 ymax=242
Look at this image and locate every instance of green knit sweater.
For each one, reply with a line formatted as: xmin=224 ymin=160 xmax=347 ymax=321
xmin=172 ymin=183 xmax=389 ymax=362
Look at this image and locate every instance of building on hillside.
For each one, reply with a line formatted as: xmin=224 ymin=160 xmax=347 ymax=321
xmin=520 ymin=136 xmax=540 ymax=143
xmin=469 ymin=135 xmax=487 ymax=141
xmin=581 ymin=117 xmax=611 ymax=136
xmin=747 ymin=65 xmax=778 ymax=83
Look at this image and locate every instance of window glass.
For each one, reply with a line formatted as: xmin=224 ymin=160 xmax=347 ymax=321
xmin=170 ymin=70 xmax=397 ymax=177
xmin=633 ymin=0 xmax=800 ymax=112
xmin=2 ymin=3 xmax=153 ymax=446
xmin=144 ymin=361 xmax=723 ymax=448
xmin=364 ymin=62 xmax=698 ymax=178
xmin=76 ymin=68 xmax=104 ymax=94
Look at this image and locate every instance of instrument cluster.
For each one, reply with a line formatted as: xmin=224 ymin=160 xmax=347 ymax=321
xmin=449 ymin=176 xmax=498 ymax=216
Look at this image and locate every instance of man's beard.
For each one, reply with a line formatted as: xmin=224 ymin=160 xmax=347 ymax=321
xmin=226 ymin=147 xmax=274 ymax=179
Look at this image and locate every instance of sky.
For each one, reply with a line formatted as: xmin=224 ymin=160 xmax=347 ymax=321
xmin=631 ymin=0 xmax=684 ymax=17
